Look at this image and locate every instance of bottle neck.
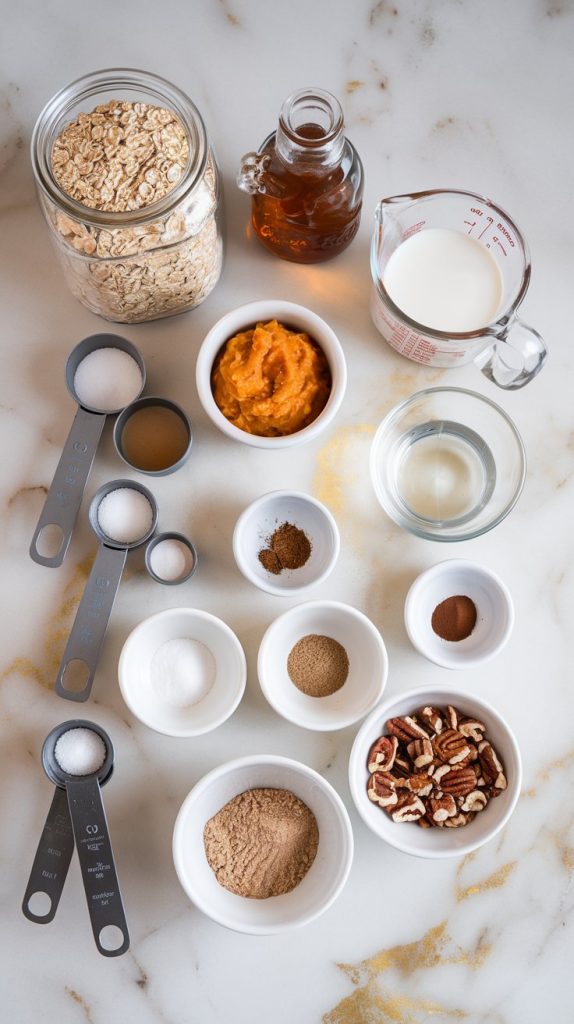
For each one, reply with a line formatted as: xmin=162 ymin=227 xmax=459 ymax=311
xmin=275 ymin=88 xmax=345 ymax=169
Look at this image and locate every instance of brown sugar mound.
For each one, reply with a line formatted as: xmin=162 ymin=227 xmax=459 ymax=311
xmin=203 ymin=787 xmax=319 ymax=899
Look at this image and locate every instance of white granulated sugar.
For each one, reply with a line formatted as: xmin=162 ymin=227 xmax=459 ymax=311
xmin=73 ymin=347 xmax=142 ymax=412
xmin=149 ymin=539 xmax=193 ymax=581
xmin=54 ymin=727 xmax=106 ymax=776
xmin=150 ymin=638 xmax=215 ymax=708
xmin=97 ymin=487 xmax=153 ymax=544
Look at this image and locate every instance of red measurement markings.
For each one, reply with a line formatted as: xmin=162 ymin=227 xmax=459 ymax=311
xmin=478 ymin=215 xmax=494 ymax=240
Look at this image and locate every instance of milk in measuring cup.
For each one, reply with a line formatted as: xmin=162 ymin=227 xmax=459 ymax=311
xmin=383 ymin=228 xmax=503 ymax=332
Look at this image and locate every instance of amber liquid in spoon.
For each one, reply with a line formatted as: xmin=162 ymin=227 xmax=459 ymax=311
xmin=120 ymin=406 xmax=189 ymax=471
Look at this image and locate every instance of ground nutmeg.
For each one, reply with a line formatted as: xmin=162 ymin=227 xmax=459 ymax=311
xmin=431 ymin=594 xmax=477 ymax=642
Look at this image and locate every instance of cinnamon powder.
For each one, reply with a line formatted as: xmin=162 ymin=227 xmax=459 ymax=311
xmin=203 ymin=788 xmax=319 ymax=898
xmin=431 ymin=595 xmax=477 ymax=642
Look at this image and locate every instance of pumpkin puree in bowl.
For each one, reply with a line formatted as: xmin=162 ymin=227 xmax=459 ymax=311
xmin=211 ymin=320 xmax=331 ymax=437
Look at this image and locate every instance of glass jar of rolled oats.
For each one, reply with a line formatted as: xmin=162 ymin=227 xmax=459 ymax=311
xmin=32 ymin=68 xmax=223 ymax=323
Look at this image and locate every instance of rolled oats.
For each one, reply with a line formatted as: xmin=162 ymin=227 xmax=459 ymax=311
xmin=40 ymin=99 xmax=222 ymax=322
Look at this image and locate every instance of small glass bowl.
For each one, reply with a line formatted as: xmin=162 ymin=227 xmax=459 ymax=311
xmin=369 ymin=387 xmax=526 ymax=541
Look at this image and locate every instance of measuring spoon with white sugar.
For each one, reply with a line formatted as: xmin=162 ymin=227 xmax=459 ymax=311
xmin=30 ymin=334 xmax=146 ymax=569
xmin=55 ymin=480 xmax=158 ymax=703
xmin=23 ymin=720 xmax=129 ymax=957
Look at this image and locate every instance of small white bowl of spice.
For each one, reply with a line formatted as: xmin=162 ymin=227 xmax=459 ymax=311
xmin=118 ymin=608 xmax=246 ymax=737
xmin=348 ymin=686 xmax=522 ymax=858
xmin=173 ymin=754 xmax=353 ymax=934
xmin=258 ymin=601 xmax=389 ymax=731
xmin=404 ymin=560 xmax=514 ymax=669
xmin=233 ymin=490 xmax=340 ymax=597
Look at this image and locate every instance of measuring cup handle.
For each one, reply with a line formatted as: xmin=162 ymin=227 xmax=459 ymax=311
xmin=55 ymin=544 xmax=127 ymax=703
xmin=475 ymin=316 xmax=547 ymax=390
xmin=22 ymin=787 xmax=75 ymax=924
xmin=30 ymin=407 xmax=106 ymax=568
xmin=66 ymin=777 xmax=129 ymax=957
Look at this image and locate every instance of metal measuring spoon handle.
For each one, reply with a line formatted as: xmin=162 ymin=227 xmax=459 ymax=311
xmin=66 ymin=776 xmax=129 ymax=957
xmin=22 ymin=786 xmax=75 ymax=924
xmin=55 ymin=544 xmax=128 ymax=702
xmin=30 ymin=408 xmax=106 ymax=568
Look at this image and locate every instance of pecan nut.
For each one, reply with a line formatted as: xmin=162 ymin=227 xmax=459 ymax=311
xmin=446 ymin=705 xmax=459 ymax=730
xmin=420 ymin=705 xmax=444 ymax=734
xmin=386 ymin=715 xmax=429 ymax=742
xmin=461 ymin=789 xmax=488 ymax=813
xmin=367 ymin=771 xmax=398 ymax=808
xmin=444 ymin=811 xmax=476 ymax=828
xmin=439 ymin=766 xmax=477 ymax=797
xmin=406 ymin=738 xmax=434 ymax=769
xmin=391 ymin=792 xmax=426 ymax=822
xmin=458 ymin=717 xmax=486 ymax=742
xmin=433 ymin=729 xmax=472 ymax=765
xmin=478 ymin=741 xmax=507 ymax=790
xmin=367 ymin=735 xmax=398 ymax=774
xmin=409 ymin=772 xmax=434 ymax=797
xmin=429 ymin=794 xmax=457 ymax=822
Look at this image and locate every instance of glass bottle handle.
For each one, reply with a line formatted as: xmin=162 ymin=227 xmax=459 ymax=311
xmin=236 ymin=151 xmax=271 ymax=195
xmin=474 ymin=316 xmax=547 ymax=390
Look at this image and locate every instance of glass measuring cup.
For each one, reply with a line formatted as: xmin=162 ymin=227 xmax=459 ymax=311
xmin=30 ymin=334 xmax=146 ymax=568
xmin=55 ymin=480 xmax=158 ymax=702
xmin=22 ymin=720 xmax=129 ymax=957
xmin=370 ymin=189 xmax=547 ymax=390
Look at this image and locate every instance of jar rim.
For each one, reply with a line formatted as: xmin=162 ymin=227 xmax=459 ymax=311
xmin=31 ymin=67 xmax=209 ymax=226
xmin=279 ymin=87 xmax=344 ymax=148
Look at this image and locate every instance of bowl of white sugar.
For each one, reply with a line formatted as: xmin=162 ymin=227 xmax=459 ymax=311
xmin=118 ymin=609 xmax=247 ymax=737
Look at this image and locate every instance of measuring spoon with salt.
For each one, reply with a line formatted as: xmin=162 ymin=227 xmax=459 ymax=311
xmin=55 ymin=480 xmax=158 ymax=703
xmin=30 ymin=334 xmax=146 ymax=569
xmin=23 ymin=720 xmax=129 ymax=957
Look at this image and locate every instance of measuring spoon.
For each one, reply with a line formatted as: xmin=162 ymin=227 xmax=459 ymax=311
xmin=22 ymin=718 xmax=114 ymax=926
xmin=23 ymin=720 xmax=129 ymax=957
xmin=55 ymin=480 xmax=158 ymax=703
xmin=30 ymin=334 xmax=146 ymax=569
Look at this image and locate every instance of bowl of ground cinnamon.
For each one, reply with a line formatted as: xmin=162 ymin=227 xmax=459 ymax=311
xmin=233 ymin=490 xmax=340 ymax=596
xmin=404 ymin=560 xmax=514 ymax=669
xmin=172 ymin=754 xmax=353 ymax=933
xmin=258 ymin=600 xmax=389 ymax=731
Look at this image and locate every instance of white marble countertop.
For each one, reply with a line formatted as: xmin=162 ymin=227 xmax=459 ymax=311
xmin=1 ymin=1 xmax=573 ymax=1021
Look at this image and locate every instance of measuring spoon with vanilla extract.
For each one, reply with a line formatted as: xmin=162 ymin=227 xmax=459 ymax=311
xmin=114 ymin=397 xmax=192 ymax=476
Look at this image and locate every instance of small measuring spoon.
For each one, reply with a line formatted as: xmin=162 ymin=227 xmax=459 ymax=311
xmin=55 ymin=480 xmax=158 ymax=703
xmin=23 ymin=721 xmax=129 ymax=957
xmin=30 ymin=334 xmax=146 ymax=569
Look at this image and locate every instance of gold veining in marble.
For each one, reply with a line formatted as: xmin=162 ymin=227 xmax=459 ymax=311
xmin=455 ymin=856 xmax=516 ymax=902
xmin=0 ymin=555 xmax=92 ymax=691
xmin=323 ymin=980 xmax=468 ymax=1024
xmin=65 ymin=987 xmax=94 ymax=1024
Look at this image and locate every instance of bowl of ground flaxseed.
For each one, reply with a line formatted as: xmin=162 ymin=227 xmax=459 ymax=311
xmin=258 ymin=601 xmax=389 ymax=731
xmin=233 ymin=490 xmax=340 ymax=597
xmin=172 ymin=755 xmax=353 ymax=934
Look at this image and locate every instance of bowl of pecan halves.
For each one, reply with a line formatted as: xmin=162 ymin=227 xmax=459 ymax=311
xmin=348 ymin=687 xmax=521 ymax=857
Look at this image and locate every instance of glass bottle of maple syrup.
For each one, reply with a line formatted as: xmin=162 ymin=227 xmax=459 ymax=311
xmin=237 ymin=88 xmax=364 ymax=264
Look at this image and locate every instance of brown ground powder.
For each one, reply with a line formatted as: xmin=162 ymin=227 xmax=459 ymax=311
xmin=258 ymin=522 xmax=312 ymax=575
xmin=287 ymin=633 xmax=349 ymax=697
xmin=203 ymin=787 xmax=319 ymax=899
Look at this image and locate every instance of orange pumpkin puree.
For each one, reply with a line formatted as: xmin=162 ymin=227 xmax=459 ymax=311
xmin=211 ymin=320 xmax=331 ymax=437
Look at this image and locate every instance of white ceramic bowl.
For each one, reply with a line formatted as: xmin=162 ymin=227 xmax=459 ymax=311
xmin=118 ymin=608 xmax=246 ymax=737
xmin=195 ymin=300 xmax=347 ymax=449
xmin=233 ymin=490 xmax=340 ymax=597
xmin=258 ymin=601 xmax=388 ymax=731
xmin=349 ymin=687 xmax=522 ymax=858
xmin=172 ymin=754 xmax=354 ymax=934
xmin=404 ymin=559 xmax=514 ymax=669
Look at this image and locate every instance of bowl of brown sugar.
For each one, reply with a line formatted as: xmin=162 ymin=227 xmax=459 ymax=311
xmin=233 ymin=490 xmax=340 ymax=596
xmin=258 ymin=600 xmax=389 ymax=731
xmin=172 ymin=754 xmax=353 ymax=933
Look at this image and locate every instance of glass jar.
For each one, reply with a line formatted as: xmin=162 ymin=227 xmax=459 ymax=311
xmin=237 ymin=88 xmax=363 ymax=264
xmin=32 ymin=68 xmax=223 ymax=323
